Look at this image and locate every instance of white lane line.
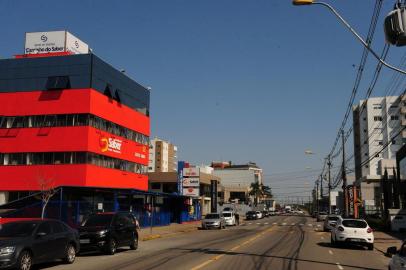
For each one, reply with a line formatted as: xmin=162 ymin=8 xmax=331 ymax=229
xmin=248 ymin=223 xmax=252 ymax=225
xmin=317 ymin=225 xmax=321 ymax=227
xmin=291 ymin=223 xmax=295 ymax=226
xmin=308 ymin=224 xmax=313 ymax=227
xmin=265 ymin=222 xmax=269 ymax=225
xmin=299 ymin=223 xmax=304 ymax=226
xmin=336 ymin=263 xmax=343 ymax=270
xmin=321 ymin=236 xmax=325 ymax=240
xmin=256 ymin=223 xmax=261 ymax=225
xmin=282 ymin=223 xmax=287 ymax=226
xmin=328 ymin=250 xmax=333 ymax=255
xmin=273 ymin=222 xmax=277 ymax=225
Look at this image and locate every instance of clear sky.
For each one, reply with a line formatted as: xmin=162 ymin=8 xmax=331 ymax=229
xmin=0 ymin=0 xmax=404 ymax=200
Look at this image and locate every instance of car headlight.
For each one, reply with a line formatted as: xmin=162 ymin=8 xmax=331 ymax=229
xmin=213 ymin=221 xmax=219 ymax=225
xmin=0 ymin=247 xmax=15 ymax=256
xmin=97 ymin=230 xmax=108 ymax=237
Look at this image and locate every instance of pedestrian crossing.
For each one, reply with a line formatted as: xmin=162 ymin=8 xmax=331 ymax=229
xmin=241 ymin=222 xmax=322 ymax=227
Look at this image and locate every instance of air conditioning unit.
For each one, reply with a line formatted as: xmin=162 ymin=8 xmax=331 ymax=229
xmin=384 ymin=6 xmax=406 ymax=46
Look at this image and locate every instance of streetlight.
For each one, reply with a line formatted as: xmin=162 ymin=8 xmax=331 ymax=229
xmin=292 ymin=0 xmax=406 ymax=75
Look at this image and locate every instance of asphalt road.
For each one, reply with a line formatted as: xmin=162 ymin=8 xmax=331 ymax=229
xmin=39 ymin=215 xmax=390 ymax=270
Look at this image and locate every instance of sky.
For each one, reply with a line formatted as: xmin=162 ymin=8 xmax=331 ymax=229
xmin=0 ymin=0 xmax=404 ymax=200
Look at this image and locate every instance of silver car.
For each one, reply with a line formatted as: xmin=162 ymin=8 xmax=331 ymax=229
xmin=317 ymin=211 xmax=328 ymax=222
xmin=202 ymin=213 xmax=226 ymax=230
xmin=323 ymin=215 xmax=341 ymax=231
xmin=387 ymin=241 xmax=406 ymax=270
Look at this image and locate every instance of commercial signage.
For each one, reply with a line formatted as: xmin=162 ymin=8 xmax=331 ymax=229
xmin=100 ymin=137 xmax=122 ymax=154
xmin=25 ymin=31 xmax=89 ymax=55
xmin=182 ymin=177 xmax=200 ymax=187
xmin=182 ymin=187 xmax=199 ymax=197
xmin=183 ymin=167 xmax=200 ymax=177
xmin=210 ymin=180 xmax=218 ymax=213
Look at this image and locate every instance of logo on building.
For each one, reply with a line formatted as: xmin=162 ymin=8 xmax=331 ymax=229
xmin=41 ymin=35 xmax=48 ymax=42
xmin=100 ymin=137 xmax=122 ymax=154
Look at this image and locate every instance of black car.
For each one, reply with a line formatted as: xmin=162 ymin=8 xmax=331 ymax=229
xmin=0 ymin=219 xmax=79 ymax=270
xmin=79 ymin=212 xmax=139 ymax=255
xmin=245 ymin=211 xmax=258 ymax=220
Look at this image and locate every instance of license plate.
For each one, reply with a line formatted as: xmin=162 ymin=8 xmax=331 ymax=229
xmin=80 ymin=239 xmax=90 ymax=244
xmin=351 ymin=239 xmax=361 ymax=242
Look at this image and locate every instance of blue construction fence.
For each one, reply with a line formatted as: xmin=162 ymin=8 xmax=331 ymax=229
xmin=0 ymin=187 xmax=201 ymax=228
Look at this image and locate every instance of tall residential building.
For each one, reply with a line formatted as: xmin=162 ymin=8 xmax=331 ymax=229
xmin=212 ymin=161 xmax=262 ymax=203
xmin=148 ymin=138 xmax=177 ymax=172
xmin=353 ymin=96 xmax=404 ymax=212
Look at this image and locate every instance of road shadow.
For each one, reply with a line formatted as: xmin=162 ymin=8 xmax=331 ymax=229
xmin=317 ymin=242 xmax=367 ymax=250
xmin=174 ymin=247 xmax=382 ymax=270
xmin=79 ymin=248 xmax=131 ymax=257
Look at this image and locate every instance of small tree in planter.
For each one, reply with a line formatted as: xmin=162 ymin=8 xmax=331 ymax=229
xmin=38 ymin=177 xmax=57 ymax=219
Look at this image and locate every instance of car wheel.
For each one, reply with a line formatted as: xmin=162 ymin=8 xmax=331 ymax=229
xmin=368 ymin=243 xmax=374 ymax=250
xmin=130 ymin=234 xmax=138 ymax=250
xmin=17 ymin=250 xmax=32 ymax=270
xmin=106 ymin=238 xmax=117 ymax=255
xmin=64 ymin=244 xmax=76 ymax=264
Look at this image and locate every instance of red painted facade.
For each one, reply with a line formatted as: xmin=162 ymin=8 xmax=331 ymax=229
xmin=0 ymin=89 xmax=150 ymax=191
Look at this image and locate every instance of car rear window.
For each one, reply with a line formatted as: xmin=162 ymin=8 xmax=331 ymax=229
xmin=205 ymin=214 xmax=220 ymax=219
xmin=342 ymin=220 xmax=367 ymax=228
xmin=247 ymin=211 xmax=256 ymax=215
xmin=0 ymin=222 xmax=38 ymax=237
xmin=223 ymin=213 xmax=232 ymax=217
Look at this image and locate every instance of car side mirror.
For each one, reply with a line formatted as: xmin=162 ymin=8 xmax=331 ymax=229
xmin=386 ymin=246 xmax=397 ymax=257
xmin=36 ymin=232 xmax=47 ymax=238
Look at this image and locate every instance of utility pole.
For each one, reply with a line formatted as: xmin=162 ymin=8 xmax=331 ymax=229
xmin=316 ymin=181 xmax=319 ymax=213
xmin=327 ymin=155 xmax=332 ymax=214
xmin=320 ymin=174 xmax=323 ymax=211
xmin=341 ymin=130 xmax=348 ymax=218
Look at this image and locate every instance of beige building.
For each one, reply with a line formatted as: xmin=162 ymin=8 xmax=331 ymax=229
xmin=148 ymin=138 xmax=177 ymax=173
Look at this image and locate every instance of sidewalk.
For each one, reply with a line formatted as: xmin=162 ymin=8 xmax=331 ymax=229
xmin=139 ymin=221 xmax=201 ymax=241
xmin=374 ymin=231 xmax=406 ymax=254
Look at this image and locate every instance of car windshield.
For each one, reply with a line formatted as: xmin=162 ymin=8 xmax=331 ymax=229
xmin=205 ymin=214 xmax=220 ymax=219
xmin=82 ymin=214 xmax=113 ymax=226
xmin=223 ymin=213 xmax=232 ymax=217
xmin=247 ymin=211 xmax=256 ymax=215
xmin=328 ymin=216 xmax=340 ymax=221
xmin=319 ymin=212 xmax=327 ymax=215
xmin=342 ymin=220 xmax=367 ymax=228
xmin=0 ymin=222 xmax=38 ymax=237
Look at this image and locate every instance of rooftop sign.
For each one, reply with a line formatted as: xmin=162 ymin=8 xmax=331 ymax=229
xmin=25 ymin=31 xmax=89 ymax=55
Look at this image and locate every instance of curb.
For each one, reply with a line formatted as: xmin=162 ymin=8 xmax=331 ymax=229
xmin=141 ymin=227 xmax=199 ymax=242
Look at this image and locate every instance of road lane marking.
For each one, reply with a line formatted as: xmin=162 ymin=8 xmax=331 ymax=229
xmin=191 ymin=226 xmax=276 ymax=270
xmin=291 ymin=223 xmax=295 ymax=226
xmin=308 ymin=224 xmax=313 ymax=226
xmin=256 ymin=223 xmax=261 ymax=225
xmin=336 ymin=262 xmax=343 ymax=270
xmin=248 ymin=223 xmax=252 ymax=225
xmin=299 ymin=223 xmax=304 ymax=226
xmin=282 ymin=223 xmax=287 ymax=226
xmin=273 ymin=222 xmax=277 ymax=225
xmin=265 ymin=222 xmax=269 ymax=225
xmin=329 ymin=250 xmax=333 ymax=255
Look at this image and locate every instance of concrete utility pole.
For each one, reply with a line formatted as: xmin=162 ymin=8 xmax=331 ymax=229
xmin=316 ymin=181 xmax=319 ymax=213
xmin=327 ymin=155 xmax=332 ymax=214
xmin=341 ymin=130 xmax=348 ymax=217
xmin=320 ymin=174 xmax=323 ymax=211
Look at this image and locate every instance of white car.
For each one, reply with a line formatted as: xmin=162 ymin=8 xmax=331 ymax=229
xmin=256 ymin=211 xmax=263 ymax=219
xmin=387 ymin=241 xmax=406 ymax=270
xmin=331 ymin=218 xmax=374 ymax=250
xmin=222 ymin=211 xmax=237 ymax=226
xmin=323 ymin=215 xmax=341 ymax=231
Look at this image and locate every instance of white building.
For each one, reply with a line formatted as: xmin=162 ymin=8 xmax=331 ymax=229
xmin=353 ymin=96 xmax=403 ymax=212
xmin=148 ymin=138 xmax=177 ymax=173
xmin=212 ymin=161 xmax=263 ymax=203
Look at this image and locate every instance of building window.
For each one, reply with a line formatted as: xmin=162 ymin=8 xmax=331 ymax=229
xmin=377 ymin=140 xmax=383 ymax=145
xmin=374 ymin=116 xmax=383 ymax=121
xmin=391 ymin=115 xmax=399 ymax=120
xmin=151 ymin=183 xmax=161 ymax=189
xmin=0 ymin=151 xmax=147 ymax=174
xmin=373 ymin=104 xmax=382 ymax=109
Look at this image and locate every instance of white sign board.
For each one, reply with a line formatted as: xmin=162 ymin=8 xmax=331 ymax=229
xmin=25 ymin=31 xmax=89 ymax=55
xmin=182 ymin=177 xmax=200 ymax=187
xmin=182 ymin=187 xmax=199 ymax=197
xmin=183 ymin=167 xmax=200 ymax=177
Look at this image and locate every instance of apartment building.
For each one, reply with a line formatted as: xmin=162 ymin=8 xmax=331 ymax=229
xmin=353 ymin=96 xmax=404 ymax=212
xmin=148 ymin=138 xmax=177 ymax=172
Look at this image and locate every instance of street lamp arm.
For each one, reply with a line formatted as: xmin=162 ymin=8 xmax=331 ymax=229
xmin=314 ymin=1 xmax=406 ymax=75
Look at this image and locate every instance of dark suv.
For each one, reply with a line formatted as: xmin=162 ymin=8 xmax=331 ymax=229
xmin=79 ymin=212 xmax=139 ymax=255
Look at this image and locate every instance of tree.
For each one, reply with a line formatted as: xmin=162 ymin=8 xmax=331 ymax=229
xmin=249 ymin=182 xmax=272 ymax=206
xmin=38 ymin=177 xmax=57 ymax=219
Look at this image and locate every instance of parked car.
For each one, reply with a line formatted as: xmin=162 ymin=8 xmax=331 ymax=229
xmin=331 ymin=218 xmax=374 ymax=250
xmin=262 ymin=210 xmax=269 ymax=218
xmin=202 ymin=213 xmax=226 ymax=229
xmin=245 ymin=211 xmax=258 ymax=220
xmin=0 ymin=218 xmax=79 ymax=270
xmin=268 ymin=210 xmax=276 ymax=216
xmin=317 ymin=212 xmax=328 ymax=222
xmin=387 ymin=240 xmax=406 ymax=270
xmin=79 ymin=212 xmax=139 ymax=255
xmin=312 ymin=211 xmax=318 ymax=218
xmin=323 ymin=215 xmax=341 ymax=231
xmin=256 ymin=211 xmax=263 ymax=219
xmin=222 ymin=211 xmax=238 ymax=226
